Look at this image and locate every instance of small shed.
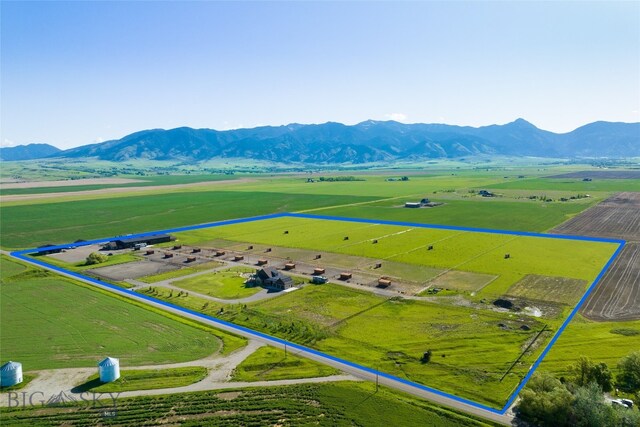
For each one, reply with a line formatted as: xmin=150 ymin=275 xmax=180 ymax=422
xmin=0 ymin=361 xmax=23 ymax=387
xmin=215 ymin=250 xmax=226 ymax=257
xmin=233 ymin=255 xmax=244 ymax=261
xmin=164 ymin=253 xmax=174 ymax=258
xmin=375 ymin=262 xmax=382 ymax=269
xmin=257 ymin=259 xmax=268 ymax=266
xmin=313 ymin=268 xmax=325 ymax=275
xmin=145 ymin=250 xmax=155 ymax=255
xmin=247 ymin=245 xmax=254 ymax=250
xmin=377 ymin=278 xmax=392 ymax=288
xmin=186 ymin=256 xmax=196 ymax=263
xmin=315 ymin=254 xmax=322 ymax=259
xmin=339 ymin=272 xmax=352 ymax=280
xmin=98 ymin=357 xmax=120 ymax=383
xmin=173 ymin=245 xmax=182 ymax=250
xmin=192 ymin=248 xmax=201 ymax=253
xmin=284 ymin=263 xmax=296 ymax=270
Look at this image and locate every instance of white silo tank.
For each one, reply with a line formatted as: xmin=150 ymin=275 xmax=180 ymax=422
xmin=98 ymin=357 xmax=120 ymax=382
xmin=0 ymin=361 xmax=23 ymax=387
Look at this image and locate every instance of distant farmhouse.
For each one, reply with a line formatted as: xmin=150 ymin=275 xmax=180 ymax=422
xmin=478 ymin=190 xmax=494 ymax=197
xmin=249 ymin=267 xmax=294 ymax=291
xmin=104 ymin=234 xmax=175 ymax=250
xmin=405 ymin=197 xmax=441 ymax=208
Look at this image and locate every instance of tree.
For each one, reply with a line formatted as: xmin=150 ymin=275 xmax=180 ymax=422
xmin=617 ymin=351 xmax=640 ymax=393
xmin=569 ymin=357 xmax=613 ymax=392
xmin=589 ymin=363 xmax=613 ymax=393
xmin=569 ymin=382 xmax=615 ymax=427
xmin=571 ymin=356 xmax=594 ymax=387
xmin=85 ymin=252 xmax=109 ymax=265
xmin=515 ymin=372 xmax=573 ymax=427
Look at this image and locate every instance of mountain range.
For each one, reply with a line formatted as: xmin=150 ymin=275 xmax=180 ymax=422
xmin=3 ymin=119 xmax=639 ymax=164
xmin=0 ymin=143 xmax=61 ymax=161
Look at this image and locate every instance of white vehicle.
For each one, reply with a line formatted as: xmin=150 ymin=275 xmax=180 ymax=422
xmin=620 ymin=398 xmax=634 ymax=408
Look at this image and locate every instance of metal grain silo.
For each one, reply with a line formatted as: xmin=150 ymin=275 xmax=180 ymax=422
xmin=0 ymin=361 xmax=23 ymax=387
xmin=98 ymin=357 xmax=120 ymax=382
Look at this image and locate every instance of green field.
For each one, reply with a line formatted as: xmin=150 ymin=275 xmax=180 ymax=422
xmin=0 ymin=381 xmax=498 ymax=426
xmin=176 ymin=216 xmax=617 ymax=299
xmin=539 ymin=315 xmax=640 ymax=376
xmin=486 ymin=177 xmax=640 ymax=192
xmin=172 ymin=266 xmax=261 ymax=299
xmin=1 ymin=171 xmax=609 ymax=249
xmin=78 ymin=367 xmax=208 ymax=392
xmin=0 ymin=256 xmax=244 ymax=369
xmin=231 ymin=345 xmax=341 ymax=381
xmin=0 ymin=191 xmax=377 ymax=249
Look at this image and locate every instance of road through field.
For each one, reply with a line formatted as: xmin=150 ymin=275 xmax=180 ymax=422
xmin=13 ymin=254 xmax=514 ymax=425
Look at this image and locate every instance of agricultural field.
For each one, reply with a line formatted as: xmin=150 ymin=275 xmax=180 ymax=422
xmin=0 ymin=169 xmax=613 ymax=250
xmin=551 ymin=192 xmax=640 ymax=241
xmin=102 ymin=214 xmax=617 ymax=408
xmin=0 ymin=255 xmax=244 ymax=370
xmin=0 ymin=381 xmax=498 ymax=426
xmin=579 ymin=243 xmax=640 ymax=321
xmin=547 ymin=170 xmax=640 ymax=180
xmin=172 ymin=266 xmax=261 ymax=299
xmin=0 ymin=191 xmax=378 ymax=249
xmin=231 ymin=346 xmax=340 ymax=382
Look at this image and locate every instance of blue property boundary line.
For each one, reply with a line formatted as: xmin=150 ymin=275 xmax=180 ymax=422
xmin=9 ymin=212 xmax=625 ymax=416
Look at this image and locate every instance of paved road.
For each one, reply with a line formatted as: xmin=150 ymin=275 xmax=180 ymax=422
xmin=12 ymin=254 xmax=514 ymax=426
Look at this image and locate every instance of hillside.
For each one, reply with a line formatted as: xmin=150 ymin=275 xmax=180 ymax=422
xmin=0 ymin=143 xmax=61 ymax=161
xmin=18 ymin=120 xmax=640 ymax=164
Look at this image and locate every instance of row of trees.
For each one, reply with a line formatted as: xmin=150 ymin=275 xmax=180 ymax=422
xmin=515 ymin=351 xmax=640 ymax=426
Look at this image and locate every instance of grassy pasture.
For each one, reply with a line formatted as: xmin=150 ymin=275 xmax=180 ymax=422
xmin=424 ymin=270 xmax=497 ymax=292
xmin=143 ymin=282 xmax=546 ymax=407
xmin=0 ymin=191 xmax=377 ymax=249
xmin=0 ymin=256 xmax=235 ymax=370
xmin=318 ymin=198 xmax=599 ymax=233
xmin=540 ymin=315 xmax=640 ymax=377
xmin=231 ymin=346 xmax=340 ymax=382
xmin=78 ymin=367 xmax=208 ymax=393
xmin=172 ymin=266 xmax=260 ymax=299
xmin=176 ymin=217 xmax=617 ymax=298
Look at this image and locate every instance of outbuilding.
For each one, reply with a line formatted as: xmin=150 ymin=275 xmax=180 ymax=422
xmin=98 ymin=357 xmax=120 ymax=383
xmin=0 ymin=361 xmax=23 ymax=387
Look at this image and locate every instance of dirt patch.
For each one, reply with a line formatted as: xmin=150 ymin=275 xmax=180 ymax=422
xmin=88 ymin=260 xmax=178 ymax=281
xmin=546 ymin=170 xmax=640 ymax=180
xmin=580 ymin=243 xmax=640 ymax=321
xmin=216 ymin=391 xmax=242 ymax=401
xmin=506 ymin=275 xmax=587 ymax=306
xmin=551 ymin=192 xmax=640 ymax=241
xmin=1 ymin=178 xmax=147 ymax=189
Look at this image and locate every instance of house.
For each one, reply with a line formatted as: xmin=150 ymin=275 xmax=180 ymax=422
xmin=251 ymin=267 xmax=294 ymax=290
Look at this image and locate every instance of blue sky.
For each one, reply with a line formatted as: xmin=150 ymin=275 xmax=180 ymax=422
xmin=2 ymin=1 xmax=639 ymax=149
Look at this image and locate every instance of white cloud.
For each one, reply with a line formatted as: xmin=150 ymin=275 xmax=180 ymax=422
xmin=384 ymin=113 xmax=408 ymax=122
xmin=1 ymin=138 xmax=17 ymax=148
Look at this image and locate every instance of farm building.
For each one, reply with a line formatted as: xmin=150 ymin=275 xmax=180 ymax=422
xmin=339 ymin=272 xmax=352 ymax=280
xmin=250 ymin=267 xmax=294 ymax=291
xmin=104 ymin=234 xmax=175 ymax=250
xmin=0 ymin=361 xmax=23 ymax=387
xmin=405 ymin=202 xmax=421 ymax=208
xmin=34 ymin=245 xmax=62 ymax=255
xmin=98 ymin=357 xmax=120 ymax=382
